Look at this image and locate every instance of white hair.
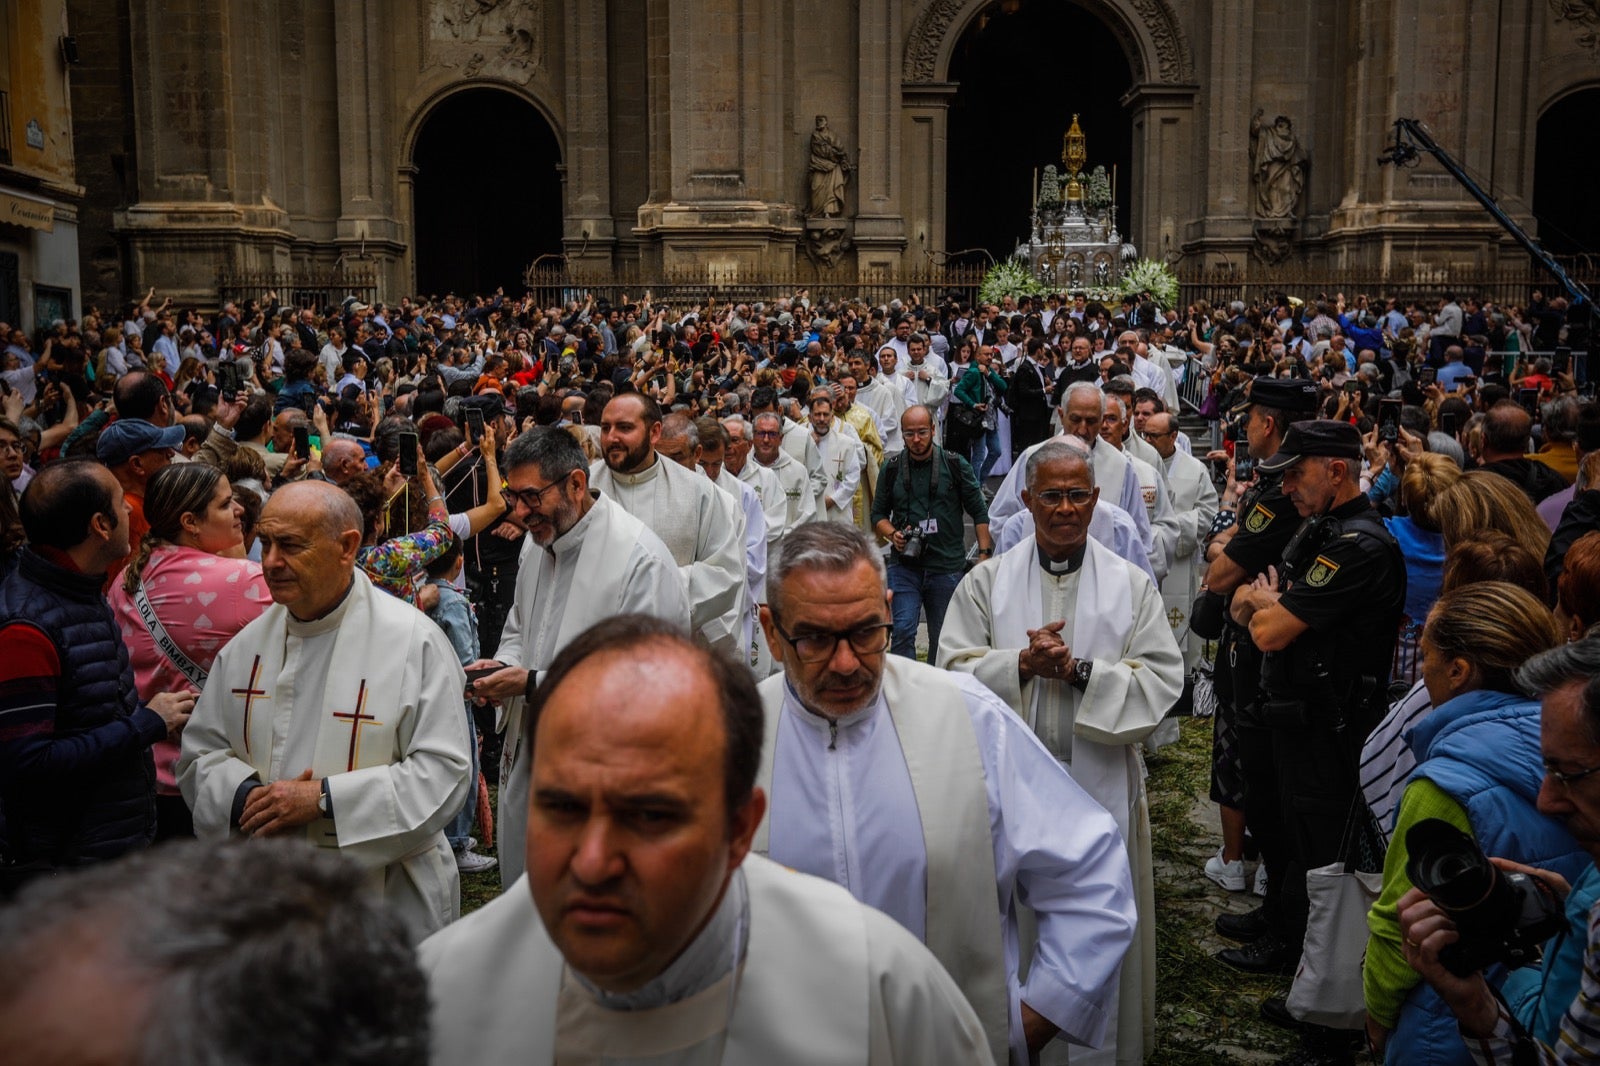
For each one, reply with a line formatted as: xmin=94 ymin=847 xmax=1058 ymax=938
xmin=1025 ymin=440 xmax=1095 ymax=490
xmin=1062 ymin=380 xmax=1106 ymax=411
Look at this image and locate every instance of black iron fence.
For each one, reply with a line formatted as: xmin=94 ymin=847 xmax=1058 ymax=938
xmin=521 ymin=263 xmax=990 ymax=312
xmin=1177 ymin=257 xmax=1599 ymax=312
xmin=217 ymin=268 xmax=381 ymax=314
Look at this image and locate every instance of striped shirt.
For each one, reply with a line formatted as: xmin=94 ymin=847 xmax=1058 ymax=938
xmin=1469 ymin=898 xmax=1600 ymax=1063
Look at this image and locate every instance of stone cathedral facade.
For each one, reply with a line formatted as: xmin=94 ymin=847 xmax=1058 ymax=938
xmin=64 ymin=0 xmax=1600 ymax=307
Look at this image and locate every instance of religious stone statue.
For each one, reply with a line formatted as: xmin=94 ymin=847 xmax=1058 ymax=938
xmin=807 ymin=115 xmax=852 ymax=218
xmin=1249 ymin=109 xmax=1308 ymax=220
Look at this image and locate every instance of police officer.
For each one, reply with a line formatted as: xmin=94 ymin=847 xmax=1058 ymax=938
xmin=1230 ymin=420 xmax=1405 ymax=1066
xmin=1193 ymin=376 xmax=1318 ymax=971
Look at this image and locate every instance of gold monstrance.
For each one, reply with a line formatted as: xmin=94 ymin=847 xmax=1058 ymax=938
xmin=1062 ymin=114 xmax=1086 ymax=201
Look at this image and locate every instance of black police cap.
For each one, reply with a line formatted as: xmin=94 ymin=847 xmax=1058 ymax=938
xmin=1258 ymin=420 xmax=1365 ymax=474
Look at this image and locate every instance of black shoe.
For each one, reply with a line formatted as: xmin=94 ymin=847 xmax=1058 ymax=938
xmin=1260 ymin=995 xmax=1305 ymax=1030
xmin=1217 ymin=931 xmax=1299 ymax=975
xmin=1273 ymin=1036 xmax=1355 ymax=1066
xmin=1215 ymin=904 xmax=1269 ymax=942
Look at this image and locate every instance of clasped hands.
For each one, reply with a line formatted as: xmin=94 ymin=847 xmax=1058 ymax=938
xmin=239 ymin=768 xmax=321 ymax=838
xmin=1018 ymin=620 xmax=1076 ymax=683
xmin=1229 ymin=565 xmax=1283 ymax=625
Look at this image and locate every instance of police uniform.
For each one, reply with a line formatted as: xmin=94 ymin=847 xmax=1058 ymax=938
xmin=1198 ymin=378 xmax=1318 ymax=936
xmin=1256 ymin=422 xmax=1405 ymax=960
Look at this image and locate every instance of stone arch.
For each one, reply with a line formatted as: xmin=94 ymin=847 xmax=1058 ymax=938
xmin=399 ymin=78 xmax=566 ymax=168
xmin=903 ymin=0 xmax=1194 ymax=86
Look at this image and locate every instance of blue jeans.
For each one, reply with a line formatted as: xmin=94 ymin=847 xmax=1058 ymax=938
xmin=445 ymin=699 xmax=480 ymax=851
xmin=969 ymin=425 xmax=1003 ymax=481
xmin=888 ymin=564 xmax=964 ymax=659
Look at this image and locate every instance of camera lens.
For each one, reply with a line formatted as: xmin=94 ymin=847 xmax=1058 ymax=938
xmin=1406 ymin=819 xmax=1500 ymax=914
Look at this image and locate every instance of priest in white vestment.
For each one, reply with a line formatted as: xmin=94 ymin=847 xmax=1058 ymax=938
xmin=178 ymin=482 xmax=472 ymax=943
xmin=937 ymin=440 xmax=1186 ymax=1066
xmin=754 ymin=391 xmax=828 ymax=516
xmin=853 ymin=350 xmax=907 ymax=459
xmin=463 ymin=428 xmax=688 ymax=887
xmin=1101 ymin=393 xmax=1180 ymax=584
xmin=899 ymin=334 xmax=950 ymax=413
xmin=722 ymin=414 xmax=791 ymax=545
xmin=996 ymin=499 xmax=1158 ymax=585
xmin=809 ymin=393 xmax=862 ymax=524
xmin=421 ymin=615 xmax=993 ymax=1065
xmin=990 ymin=383 xmax=1153 ymax=558
xmin=748 ymin=410 xmax=818 ymax=529
xmin=690 ymin=416 xmax=772 ymax=675
xmin=589 ymin=394 xmax=745 ymax=658
xmin=756 ymin=523 xmax=1138 ymax=1066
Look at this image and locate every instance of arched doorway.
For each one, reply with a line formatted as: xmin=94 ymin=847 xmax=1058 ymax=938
xmin=1534 ymin=87 xmax=1600 ymax=256
xmin=411 ymin=88 xmax=563 ymax=297
xmin=944 ymin=0 xmax=1134 ymax=262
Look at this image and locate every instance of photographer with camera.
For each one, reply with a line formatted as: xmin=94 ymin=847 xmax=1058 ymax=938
xmin=1399 ymin=637 xmax=1600 ymax=1065
xmin=1362 ymin=583 xmax=1584 ymax=1063
xmin=871 ymin=404 xmax=992 ymax=659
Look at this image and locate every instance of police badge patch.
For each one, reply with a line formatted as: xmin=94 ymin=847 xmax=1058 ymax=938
xmin=1244 ymin=503 xmax=1274 ymax=533
xmin=1305 ymin=555 xmax=1340 ymax=587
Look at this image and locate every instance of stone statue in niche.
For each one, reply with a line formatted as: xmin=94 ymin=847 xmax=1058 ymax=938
xmin=1250 ymin=109 xmax=1308 ymax=220
xmin=1250 ymin=109 xmax=1309 ymax=262
xmin=807 ymin=115 xmax=853 ymax=219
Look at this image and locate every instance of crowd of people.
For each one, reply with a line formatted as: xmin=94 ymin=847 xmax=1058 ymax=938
xmin=0 ymin=280 xmax=1598 ymax=1066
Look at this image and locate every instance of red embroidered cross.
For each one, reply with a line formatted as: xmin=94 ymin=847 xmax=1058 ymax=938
xmin=230 ymin=655 xmax=268 ymax=755
xmin=331 ymin=679 xmax=382 ymax=773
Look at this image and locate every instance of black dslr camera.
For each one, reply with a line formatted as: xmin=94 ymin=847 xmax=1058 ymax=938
xmin=1405 ymin=819 xmax=1566 ymax=977
xmin=898 ymin=525 xmax=925 ymax=561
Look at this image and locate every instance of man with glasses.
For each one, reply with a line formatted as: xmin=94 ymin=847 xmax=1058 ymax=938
xmin=464 ymin=427 xmax=687 ymax=887
xmin=755 ymin=521 xmax=1137 ymax=1066
xmin=939 ymin=439 xmax=1185 ymax=1066
xmin=748 ymin=411 xmax=817 ymax=528
xmin=0 ymin=418 xmax=34 ymax=495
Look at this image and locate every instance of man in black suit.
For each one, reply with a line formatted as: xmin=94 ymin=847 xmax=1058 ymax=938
xmin=1009 ymin=337 xmax=1057 ymax=457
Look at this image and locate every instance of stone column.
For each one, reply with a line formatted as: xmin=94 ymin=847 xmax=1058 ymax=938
xmin=1190 ymin=0 xmax=1254 ymax=260
xmin=333 ymin=0 xmax=405 ymax=288
xmin=564 ymin=0 xmax=614 ymax=270
xmin=1122 ymin=82 xmax=1198 ymax=263
xmin=854 ymin=0 xmax=905 ymax=269
xmin=899 ymin=82 xmax=958 ymax=263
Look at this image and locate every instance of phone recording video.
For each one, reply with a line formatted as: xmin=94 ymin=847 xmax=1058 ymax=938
xmin=293 ymin=425 xmax=311 ymax=459
xmin=398 ymin=431 xmax=419 ymax=477
xmin=1378 ymin=398 xmax=1402 ymax=444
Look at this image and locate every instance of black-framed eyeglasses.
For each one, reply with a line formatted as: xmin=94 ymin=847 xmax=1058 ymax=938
xmin=502 ymin=479 xmax=565 ymax=510
xmin=1543 ymin=760 xmax=1600 ymax=788
xmin=1033 ymin=488 xmax=1095 ymax=508
xmin=773 ymin=621 xmax=893 ymax=664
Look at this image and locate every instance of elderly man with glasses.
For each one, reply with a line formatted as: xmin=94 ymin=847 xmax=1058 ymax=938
xmin=755 ymin=520 xmax=1136 ymax=1066
xmin=463 ymin=427 xmax=688 ymax=887
xmin=939 ymin=438 xmax=1185 ymax=1066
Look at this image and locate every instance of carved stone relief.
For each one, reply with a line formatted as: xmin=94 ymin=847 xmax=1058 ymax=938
xmin=426 ymin=0 xmax=545 ymax=82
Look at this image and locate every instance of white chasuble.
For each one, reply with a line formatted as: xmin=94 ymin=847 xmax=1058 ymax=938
xmin=753 ymin=660 xmax=1009 ymax=1065
xmin=937 ymin=538 xmax=1185 ymax=1066
xmin=492 ymin=495 xmax=689 ymax=886
xmin=179 ymin=571 xmax=472 ymax=941
xmin=988 ymin=436 xmax=1153 ymax=554
xmin=419 ymin=857 xmax=994 ymax=1066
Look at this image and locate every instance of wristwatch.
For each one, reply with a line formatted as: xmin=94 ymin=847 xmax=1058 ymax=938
xmin=317 ymin=778 xmax=332 ymax=818
xmin=523 ymin=669 xmax=540 ymax=703
xmin=1069 ymin=659 xmax=1094 ymax=691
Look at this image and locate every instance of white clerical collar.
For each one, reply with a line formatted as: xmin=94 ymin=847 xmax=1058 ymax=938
xmin=549 ymin=499 xmax=600 ymax=558
xmin=572 ymin=866 xmax=749 ymax=1012
xmin=609 ymin=456 xmax=662 ymax=487
xmin=285 ymin=576 xmax=357 ymax=635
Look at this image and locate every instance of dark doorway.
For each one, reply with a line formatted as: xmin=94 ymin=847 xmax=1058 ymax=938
xmin=1534 ymin=88 xmax=1600 ymax=256
xmin=945 ymin=1 xmax=1134 ymax=262
xmin=412 ymin=89 xmax=562 ymax=297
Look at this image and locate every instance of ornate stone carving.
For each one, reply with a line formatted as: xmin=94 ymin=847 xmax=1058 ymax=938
xmin=803 ymin=221 xmax=851 ymax=268
xmin=1550 ymin=0 xmax=1600 ymax=54
xmin=426 ymin=0 xmax=544 ymax=81
xmin=903 ymin=0 xmax=1192 ymax=84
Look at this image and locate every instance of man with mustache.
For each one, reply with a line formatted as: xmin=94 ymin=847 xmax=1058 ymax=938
xmin=421 ymin=615 xmax=993 ymax=1064
xmin=464 ymin=428 xmax=687 ymax=887
xmin=755 ymin=521 xmax=1137 ymax=1066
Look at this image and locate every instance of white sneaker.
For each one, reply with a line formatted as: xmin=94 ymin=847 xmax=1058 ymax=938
xmin=1253 ymin=862 xmax=1268 ymax=897
xmin=1204 ymin=846 xmax=1247 ymax=892
xmin=456 ymin=849 xmax=498 ymax=874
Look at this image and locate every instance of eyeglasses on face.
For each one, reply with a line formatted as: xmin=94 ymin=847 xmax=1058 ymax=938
xmin=1032 ymin=488 xmax=1094 ymax=508
xmin=502 ymin=480 xmax=565 ymax=509
xmin=773 ymin=620 xmax=893 ymax=664
xmin=1543 ymin=760 xmax=1600 ymax=789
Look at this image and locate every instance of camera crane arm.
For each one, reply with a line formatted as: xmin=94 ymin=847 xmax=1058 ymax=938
xmin=1378 ymin=117 xmax=1593 ymax=313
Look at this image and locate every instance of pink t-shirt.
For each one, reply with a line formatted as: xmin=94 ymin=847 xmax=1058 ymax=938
xmin=108 ymin=545 xmax=272 ymax=793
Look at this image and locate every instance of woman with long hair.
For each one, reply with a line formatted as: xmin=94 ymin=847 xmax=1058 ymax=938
xmin=106 ymin=463 xmax=270 ymax=840
xmin=1386 ymin=452 xmax=1461 ymax=682
xmin=1432 ymin=469 xmax=1553 ymax=558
